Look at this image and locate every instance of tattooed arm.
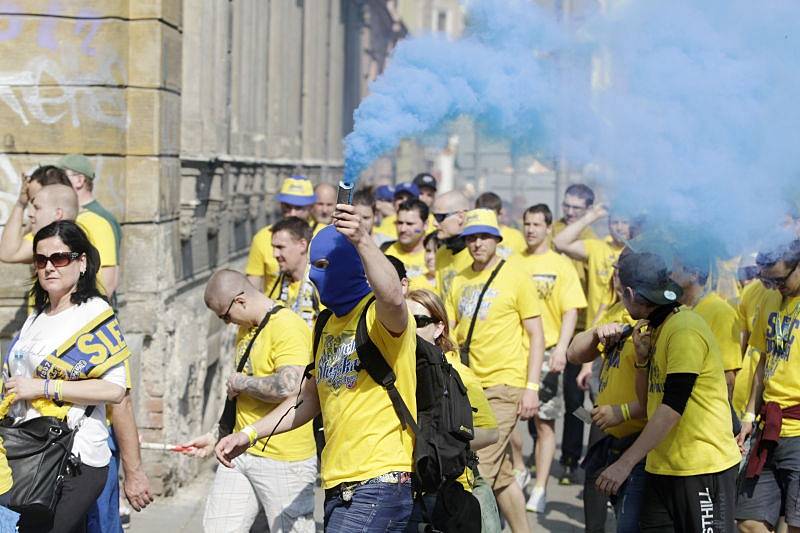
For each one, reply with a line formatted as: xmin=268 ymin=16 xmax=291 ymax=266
xmin=226 ymin=365 xmax=304 ymax=403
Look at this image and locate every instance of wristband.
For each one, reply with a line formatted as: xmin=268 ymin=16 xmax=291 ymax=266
xmin=56 ymin=380 xmax=64 ymax=403
xmin=526 ymin=382 xmax=540 ymax=392
xmin=44 ymin=379 xmax=50 ymax=400
xmin=742 ymin=412 xmax=756 ymax=423
xmin=241 ymin=425 xmax=259 ymax=446
xmin=620 ymin=403 xmax=631 ymax=422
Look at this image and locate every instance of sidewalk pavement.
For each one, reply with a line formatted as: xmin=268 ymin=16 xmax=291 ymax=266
xmin=130 ymin=420 xmax=615 ymax=532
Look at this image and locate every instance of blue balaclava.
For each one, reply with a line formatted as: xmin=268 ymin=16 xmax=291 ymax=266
xmin=309 ymin=226 xmax=371 ymax=317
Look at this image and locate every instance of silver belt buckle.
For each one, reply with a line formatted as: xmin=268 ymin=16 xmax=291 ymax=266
xmin=342 ymin=486 xmax=354 ymax=502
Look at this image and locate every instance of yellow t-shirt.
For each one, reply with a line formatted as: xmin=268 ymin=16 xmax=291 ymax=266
xmin=693 ymin=292 xmax=743 ymax=372
xmin=750 ymin=292 xmax=800 ymax=437
xmin=374 ymin=214 xmax=397 ymax=242
xmin=384 ymin=242 xmax=427 ymax=282
xmin=583 ymin=237 xmax=624 ymax=327
xmin=732 ymin=281 xmax=772 ymax=416
xmin=267 ymin=270 xmax=320 ymax=329
xmin=0 ymin=439 xmax=11 ymax=495
xmin=435 ymin=246 xmax=472 ymax=301
xmin=645 ymin=309 xmax=741 ymax=476
xmin=313 ymin=295 xmax=417 ymax=489
xmin=245 ymin=227 xmax=279 ymax=293
xmin=409 ymin=274 xmax=438 ymax=296
xmin=498 ymin=225 xmax=525 ymax=259
xmin=517 ymin=249 xmax=587 ymax=348
xmin=444 ymin=351 xmax=497 ymax=492
xmin=446 ymin=258 xmax=541 ymax=388
xmin=595 ymin=302 xmax=644 ymax=439
xmin=234 ymin=308 xmax=316 ymax=461
xmin=76 ymin=210 xmax=117 ymax=267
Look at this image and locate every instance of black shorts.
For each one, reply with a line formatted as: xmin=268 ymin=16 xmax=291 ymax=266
xmin=639 ymin=465 xmax=737 ymax=533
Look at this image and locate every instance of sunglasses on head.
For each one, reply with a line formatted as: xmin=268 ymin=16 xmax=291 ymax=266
xmin=34 ymin=252 xmax=81 ymax=269
xmin=414 ymin=314 xmax=439 ymax=328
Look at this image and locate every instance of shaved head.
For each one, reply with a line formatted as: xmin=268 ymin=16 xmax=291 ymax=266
xmin=433 ymin=191 xmax=469 ymax=213
xmin=37 ymin=184 xmax=79 ymax=220
xmin=315 ymin=182 xmax=337 ymax=198
xmin=204 ymin=269 xmax=260 ymax=311
xmin=313 ymin=182 xmax=338 ymax=225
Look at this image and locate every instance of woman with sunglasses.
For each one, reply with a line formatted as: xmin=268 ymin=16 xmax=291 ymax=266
xmin=405 ymin=289 xmax=501 ymax=532
xmin=3 ymin=220 xmax=128 ymax=532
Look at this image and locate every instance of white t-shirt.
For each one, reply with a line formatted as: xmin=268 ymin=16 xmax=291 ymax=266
xmin=8 ymin=297 xmax=127 ymax=468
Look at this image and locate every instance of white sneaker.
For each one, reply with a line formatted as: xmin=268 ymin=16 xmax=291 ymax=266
xmin=526 ymin=486 xmax=546 ymax=513
xmin=514 ymin=468 xmax=531 ymax=490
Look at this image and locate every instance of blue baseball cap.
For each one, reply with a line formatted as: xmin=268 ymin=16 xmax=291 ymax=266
xmin=375 ymin=185 xmax=395 ymax=202
xmin=394 ymin=182 xmax=420 ymax=199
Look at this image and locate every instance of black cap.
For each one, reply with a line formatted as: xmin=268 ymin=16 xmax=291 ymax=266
xmin=413 ymin=173 xmax=437 ymax=191
xmin=617 ymin=252 xmax=682 ymax=306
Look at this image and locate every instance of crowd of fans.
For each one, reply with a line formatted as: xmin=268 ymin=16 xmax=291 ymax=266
xmin=1 ymin=164 xmax=799 ymax=533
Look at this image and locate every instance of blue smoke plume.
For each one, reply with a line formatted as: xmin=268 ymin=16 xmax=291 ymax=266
xmin=343 ymin=0 xmax=800 ymax=260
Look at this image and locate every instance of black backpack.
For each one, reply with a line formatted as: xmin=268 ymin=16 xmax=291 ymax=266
xmin=311 ymin=297 xmax=476 ymax=493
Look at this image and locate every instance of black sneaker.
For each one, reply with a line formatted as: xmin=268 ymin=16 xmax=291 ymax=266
xmin=559 ymin=465 xmax=575 ymax=486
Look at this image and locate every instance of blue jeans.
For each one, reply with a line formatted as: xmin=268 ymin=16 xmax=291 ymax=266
xmin=615 ymin=460 xmax=646 ymax=533
xmin=324 ymin=482 xmax=413 ymax=532
xmin=86 ymin=430 xmax=122 ymax=533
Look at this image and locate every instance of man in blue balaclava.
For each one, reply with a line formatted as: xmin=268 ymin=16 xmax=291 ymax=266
xmin=214 ymin=204 xmax=418 ymax=532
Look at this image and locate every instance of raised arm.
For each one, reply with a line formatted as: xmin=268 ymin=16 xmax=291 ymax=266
xmin=333 ymin=204 xmax=407 ymax=334
xmin=0 ymin=180 xmax=34 ymax=264
xmin=552 ymin=204 xmax=607 ymax=261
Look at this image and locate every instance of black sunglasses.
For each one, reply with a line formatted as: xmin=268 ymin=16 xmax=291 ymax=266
xmin=759 ymin=262 xmax=799 ymax=289
xmin=219 ymin=291 xmax=245 ymax=322
xmin=414 ymin=314 xmax=439 ymax=328
xmin=34 ymin=252 xmax=81 ymax=269
xmin=432 ymin=211 xmax=457 ymax=224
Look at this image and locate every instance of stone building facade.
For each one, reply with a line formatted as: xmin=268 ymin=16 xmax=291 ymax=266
xmin=0 ymin=0 xmax=404 ymax=493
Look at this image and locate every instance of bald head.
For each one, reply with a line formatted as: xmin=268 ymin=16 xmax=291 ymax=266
xmin=313 ymin=182 xmax=337 ymax=225
xmin=204 ymin=269 xmax=261 ymax=312
xmin=30 ymin=184 xmax=79 ymax=233
xmin=432 ymin=191 xmax=470 ymax=240
xmin=433 ymin=191 xmax=469 ymax=213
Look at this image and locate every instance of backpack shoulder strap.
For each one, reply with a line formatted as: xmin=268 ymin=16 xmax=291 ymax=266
xmin=460 ymin=259 xmax=505 ymax=366
xmin=237 ymin=304 xmax=284 ymax=373
xmin=379 ymin=240 xmax=396 ymax=253
xmin=355 ymin=297 xmax=419 ymax=433
xmin=305 ymin=309 xmax=333 ymax=379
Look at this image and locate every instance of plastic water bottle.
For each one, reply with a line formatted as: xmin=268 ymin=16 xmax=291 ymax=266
xmin=8 ymin=351 xmax=27 ymax=420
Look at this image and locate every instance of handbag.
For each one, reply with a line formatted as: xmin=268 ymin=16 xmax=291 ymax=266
xmin=0 ymin=406 xmax=94 ymax=519
xmin=459 ymin=260 xmax=505 ymax=366
xmin=217 ymin=305 xmax=283 ymax=438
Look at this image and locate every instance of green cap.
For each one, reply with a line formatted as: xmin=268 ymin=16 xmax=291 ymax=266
xmin=57 ymin=154 xmax=95 ymax=179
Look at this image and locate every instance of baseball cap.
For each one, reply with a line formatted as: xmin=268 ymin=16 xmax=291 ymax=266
xmin=375 ymin=185 xmax=395 ymax=202
xmin=394 ymin=182 xmax=420 ymax=199
xmin=617 ymin=252 xmax=682 ymax=306
xmin=413 ymin=173 xmax=437 ymax=191
xmin=461 ymin=209 xmax=503 ymax=241
xmin=57 ymin=154 xmax=95 ymax=179
xmin=276 ymin=175 xmax=316 ymax=206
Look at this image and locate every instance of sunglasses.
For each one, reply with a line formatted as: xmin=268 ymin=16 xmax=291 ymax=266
xmin=34 ymin=252 xmax=81 ymax=269
xmin=414 ymin=314 xmax=439 ymax=328
xmin=432 ymin=211 xmax=457 ymax=224
xmin=759 ymin=263 xmax=798 ymax=289
xmin=219 ymin=291 xmax=245 ymax=322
